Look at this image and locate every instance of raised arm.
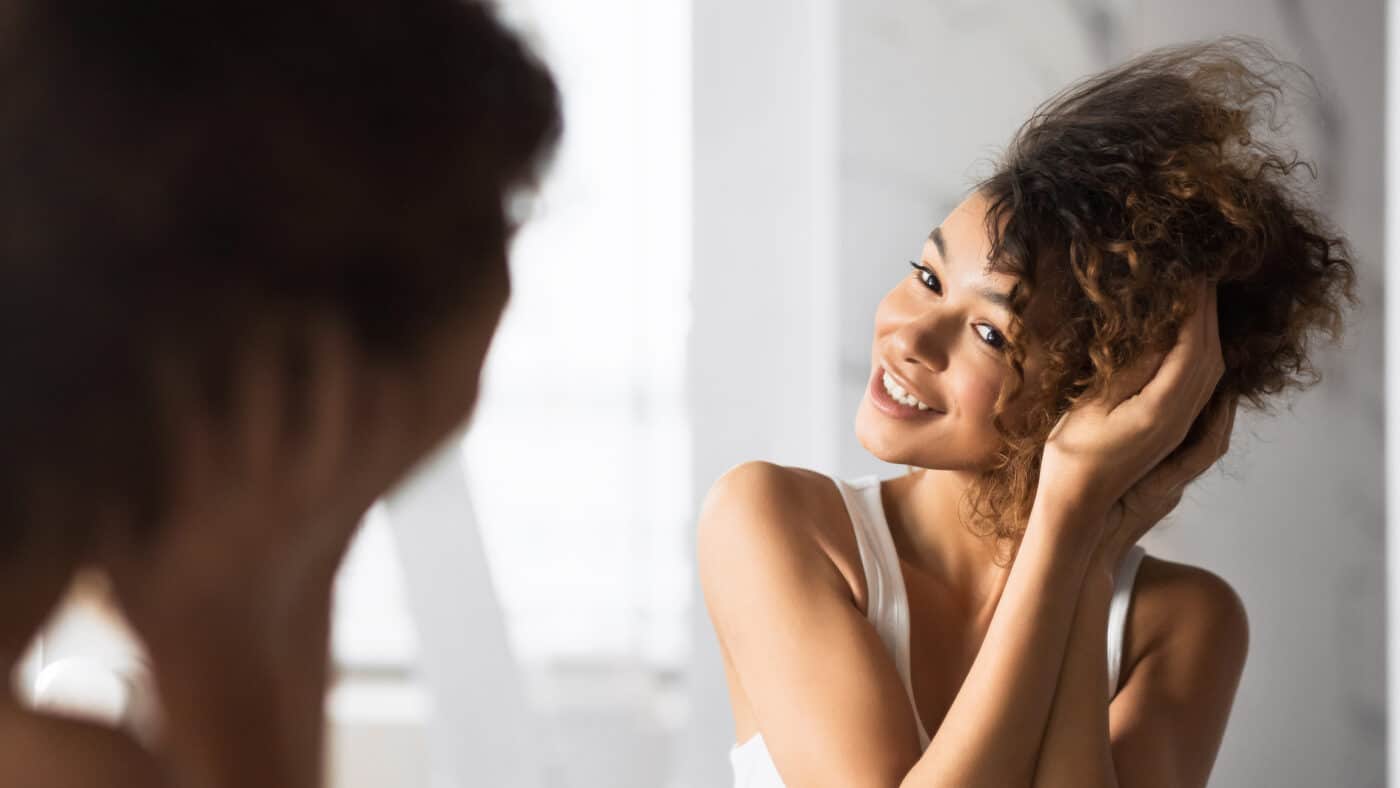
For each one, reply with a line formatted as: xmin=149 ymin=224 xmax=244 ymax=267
xmin=98 ymin=318 xmax=458 ymax=788
xmin=1031 ymin=395 xmax=1248 ymax=788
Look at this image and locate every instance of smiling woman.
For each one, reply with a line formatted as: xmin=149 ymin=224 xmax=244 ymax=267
xmin=700 ymin=38 xmax=1354 ymax=788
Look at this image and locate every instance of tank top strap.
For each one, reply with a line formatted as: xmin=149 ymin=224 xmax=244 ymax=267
xmin=831 ymin=475 xmax=931 ymax=749
xmin=1106 ymin=544 xmax=1147 ymax=699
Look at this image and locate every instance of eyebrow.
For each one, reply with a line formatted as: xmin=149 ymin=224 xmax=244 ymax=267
xmin=928 ymin=226 xmax=947 ymax=260
xmin=927 ymin=225 xmax=1014 ymax=310
xmin=977 ymin=287 xmax=1015 ymax=310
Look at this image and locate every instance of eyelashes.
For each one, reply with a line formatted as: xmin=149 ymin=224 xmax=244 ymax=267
xmin=909 ymin=260 xmax=942 ymax=294
xmin=974 ymin=323 xmax=1007 ymax=349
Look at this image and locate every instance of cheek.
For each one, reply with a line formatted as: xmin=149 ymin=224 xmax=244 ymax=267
xmin=457 ymin=294 xmax=509 ymax=406
xmin=872 ymin=285 xmax=913 ymax=335
xmin=943 ymin=366 xmax=1010 ymax=467
xmin=420 ymin=275 xmax=511 ymax=429
xmin=948 ymin=363 xmax=1005 ymax=423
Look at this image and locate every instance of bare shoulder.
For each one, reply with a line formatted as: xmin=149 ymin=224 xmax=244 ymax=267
xmin=697 ymin=461 xmax=862 ymax=604
xmin=1110 ymin=557 xmax=1250 ymax=785
xmin=698 ymin=461 xmax=854 ymax=552
xmin=700 ymin=460 xmax=832 ymax=519
xmin=0 ymin=703 xmax=167 ymax=788
xmin=1125 ymin=556 xmax=1250 ymax=681
xmin=699 ymin=464 xmax=933 ymax=765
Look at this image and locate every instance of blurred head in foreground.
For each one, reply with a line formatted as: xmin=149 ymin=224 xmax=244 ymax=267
xmin=0 ymin=0 xmax=560 ymax=629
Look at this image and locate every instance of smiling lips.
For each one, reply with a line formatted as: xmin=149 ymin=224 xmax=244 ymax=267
xmin=869 ymin=367 xmax=943 ymax=419
xmin=882 ymin=371 xmax=932 ymax=410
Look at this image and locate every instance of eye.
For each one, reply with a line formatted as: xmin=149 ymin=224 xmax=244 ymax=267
xmin=974 ymin=323 xmax=1007 ymax=350
xmin=908 ymin=261 xmax=942 ymax=295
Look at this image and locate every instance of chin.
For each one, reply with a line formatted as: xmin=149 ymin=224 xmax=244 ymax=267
xmin=854 ymin=399 xmax=998 ymax=471
xmin=854 ymin=400 xmax=931 ymax=467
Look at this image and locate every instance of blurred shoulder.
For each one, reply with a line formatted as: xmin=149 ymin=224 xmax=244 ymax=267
xmin=0 ymin=703 xmax=167 ymax=788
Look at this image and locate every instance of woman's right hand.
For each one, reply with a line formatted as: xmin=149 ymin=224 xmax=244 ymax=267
xmin=1035 ymin=285 xmax=1225 ymax=540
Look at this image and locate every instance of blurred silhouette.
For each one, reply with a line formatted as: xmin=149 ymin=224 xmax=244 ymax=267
xmin=0 ymin=1 xmax=560 ymax=786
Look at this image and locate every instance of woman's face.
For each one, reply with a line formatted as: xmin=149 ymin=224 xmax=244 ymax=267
xmin=855 ymin=192 xmax=1043 ymax=471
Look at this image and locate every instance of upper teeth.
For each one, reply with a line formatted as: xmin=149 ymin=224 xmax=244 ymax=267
xmin=883 ymin=371 xmax=932 ymax=411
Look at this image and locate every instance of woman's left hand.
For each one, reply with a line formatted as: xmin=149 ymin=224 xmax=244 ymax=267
xmin=1036 ymin=285 xmax=1225 ymax=541
xmin=1097 ymin=394 xmax=1239 ymax=569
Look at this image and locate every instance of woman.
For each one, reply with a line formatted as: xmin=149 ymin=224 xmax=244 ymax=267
xmin=0 ymin=1 xmax=560 ymax=786
xmin=700 ymin=41 xmax=1354 ymax=788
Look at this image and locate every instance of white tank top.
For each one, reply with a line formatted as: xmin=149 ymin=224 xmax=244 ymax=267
xmin=728 ymin=475 xmax=1148 ymax=788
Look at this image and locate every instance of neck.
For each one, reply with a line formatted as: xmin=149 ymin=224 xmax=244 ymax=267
xmin=883 ymin=468 xmax=1014 ymax=618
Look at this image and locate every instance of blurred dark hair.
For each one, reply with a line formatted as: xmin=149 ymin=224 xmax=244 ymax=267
xmin=969 ymin=38 xmax=1356 ymax=542
xmin=0 ymin=0 xmax=561 ymax=553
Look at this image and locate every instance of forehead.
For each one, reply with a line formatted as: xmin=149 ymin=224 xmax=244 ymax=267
xmin=928 ymin=192 xmax=1064 ymax=339
xmin=926 ymin=193 xmax=1011 ymax=285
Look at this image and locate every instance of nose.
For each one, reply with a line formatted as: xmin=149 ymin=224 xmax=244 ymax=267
xmin=887 ymin=307 xmax=953 ymax=374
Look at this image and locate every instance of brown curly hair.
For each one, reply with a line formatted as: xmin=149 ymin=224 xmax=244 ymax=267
xmin=967 ymin=38 xmax=1356 ymax=544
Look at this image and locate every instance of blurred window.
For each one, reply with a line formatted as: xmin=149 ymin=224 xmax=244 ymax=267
xmin=332 ymin=0 xmax=692 ymax=678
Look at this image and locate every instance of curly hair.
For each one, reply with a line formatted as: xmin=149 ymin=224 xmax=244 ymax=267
xmin=0 ymin=0 xmax=561 ymax=554
xmin=967 ymin=38 xmax=1356 ymax=545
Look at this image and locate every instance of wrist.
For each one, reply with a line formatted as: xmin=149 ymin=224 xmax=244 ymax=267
xmin=1028 ymin=493 xmax=1112 ymax=549
xmin=1084 ymin=551 xmax=1120 ymax=595
xmin=148 ymin=606 xmax=333 ymax=788
xmin=1034 ymin=466 xmax=1116 ymax=518
xmin=1021 ymin=505 xmax=1107 ymax=582
xmin=129 ymin=558 xmax=336 ymax=644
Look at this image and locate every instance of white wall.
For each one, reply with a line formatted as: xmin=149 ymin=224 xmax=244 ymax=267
xmin=1389 ymin=0 xmax=1400 ymax=782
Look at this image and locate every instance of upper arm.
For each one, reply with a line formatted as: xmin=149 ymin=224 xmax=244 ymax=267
xmin=697 ymin=462 xmax=921 ymax=788
xmin=1108 ymin=563 xmax=1249 ymax=788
